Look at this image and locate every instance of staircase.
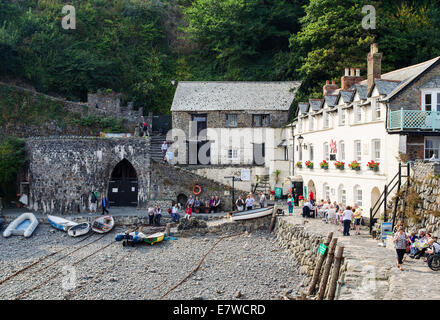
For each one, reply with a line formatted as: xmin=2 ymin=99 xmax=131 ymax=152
xmin=253 ymin=174 xmax=270 ymax=195
xmin=149 ymin=135 xmax=168 ymax=162
xmin=369 ymin=163 xmax=411 ymax=235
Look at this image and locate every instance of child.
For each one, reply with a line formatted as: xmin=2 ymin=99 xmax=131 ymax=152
xmin=184 ymin=204 xmax=192 ymax=220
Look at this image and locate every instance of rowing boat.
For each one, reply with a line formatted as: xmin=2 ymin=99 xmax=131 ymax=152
xmin=47 ymin=215 xmax=78 ymax=232
xmin=68 ymin=222 xmax=90 ymax=237
xmin=230 ymin=207 xmax=273 ymax=221
xmin=144 ymin=232 xmax=165 ymax=245
xmin=92 ymin=215 xmax=114 ymax=234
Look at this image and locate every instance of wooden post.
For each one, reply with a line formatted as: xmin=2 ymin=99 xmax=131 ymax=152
xmin=327 ymin=245 xmax=344 ymax=300
xmin=166 ymin=223 xmax=171 ymax=237
xmin=369 ymin=207 xmax=373 ymax=234
xmin=317 ymin=237 xmax=338 ymax=300
xmin=392 ymin=163 xmax=402 ymax=230
xmin=307 ymin=232 xmax=333 ymax=296
xmin=383 ymin=184 xmax=388 ymax=222
xmin=268 ymin=205 xmax=278 ymax=233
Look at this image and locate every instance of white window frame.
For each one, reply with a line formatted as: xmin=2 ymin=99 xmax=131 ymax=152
xmin=323 ymin=142 xmax=329 ymax=161
xmin=354 ymin=185 xmax=363 ymax=207
xmin=338 ymin=107 xmax=345 ymax=126
xmin=309 ymin=115 xmax=314 ymax=131
xmin=226 ymin=114 xmax=238 ymax=127
xmin=355 ymin=103 xmax=362 ymax=123
xmin=298 ymin=118 xmax=302 ymax=133
xmin=227 ymin=149 xmax=238 ymax=160
xmin=323 ymin=111 xmax=329 ymax=128
xmin=354 ymin=140 xmax=362 ymax=161
xmin=323 ymin=183 xmax=330 ymax=201
xmin=372 ymin=139 xmax=381 ymax=162
xmin=425 ymin=137 xmax=440 ymax=160
xmin=339 ymin=185 xmax=346 ymax=206
xmin=309 ymin=144 xmax=314 ymax=161
xmin=421 ymin=89 xmax=440 ymax=112
xmin=339 ymin=141 xmax=345 ymax=161
xmin=371 ymin=98 xmax=381 ymax=120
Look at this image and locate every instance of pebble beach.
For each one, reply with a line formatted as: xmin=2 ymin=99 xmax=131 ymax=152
xmin=0 ymin=224 xmax=304 ymax=300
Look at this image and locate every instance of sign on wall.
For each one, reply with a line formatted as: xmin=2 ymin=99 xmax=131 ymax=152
xmin=241 ymin=169 xmax=250 ymax=181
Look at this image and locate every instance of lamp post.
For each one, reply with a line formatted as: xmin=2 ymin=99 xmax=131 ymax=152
xmin=224 ymin=176 xmax=241 ymax=211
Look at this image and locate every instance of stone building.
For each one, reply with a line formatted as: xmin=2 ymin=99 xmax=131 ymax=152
xmin=169 ymin=81 xmax=301 ymax=193
xmin=287 ymin=43 xmax=440 ymax=218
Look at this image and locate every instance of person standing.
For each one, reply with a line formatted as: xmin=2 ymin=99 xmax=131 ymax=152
xmin=171 ymin=203 xmax=180 ymax=222
xmin=90 ymin=191 xmax=98 ymax=214
xmin=393 ymin=226 xmax=409 ymax=271
xmin=186 ymin=195 xmax=195 ymax=210
xmin=194 ymin=196 xmax=201 ymax=213
xmin=161 ymin=141 xmax=168 ymax=158
xmin=154 ymin=205 xmax=162 ymax=226
xmin=353 ymin=205 xmax=362 ymax=235
xmin=342 ymin=206 xmax=353 ymax=236
xmin=287 ymin=193 xmax=294 ymax=215
xmin=245 ymin=195 xmax=254 ymax=211
xmin=309 ymin=190 xmax=315 ymax=206
xmin=147 ymin=205 xmax=155 ymax=225
xmin=259 ymin=192 xmax=266 ymax=208
xmin=101 ymin=194 xmax=109 ymax=215
xmin=235 ymin=196 xmax=244 ymax=212
xmin=213 ymin=195 xmax=221 ymax=213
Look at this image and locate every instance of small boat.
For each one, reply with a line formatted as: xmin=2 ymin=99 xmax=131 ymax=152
xmin=92 ymin=215 xmax=114 ymax=234
xmin=231 ymin=207 xmax=274 ymax=221
xmin=48 ymin=215 xmax=78 ymax=232
xmin=3 ymin=212 xmax=39 ymax=238
xmin=145 ymin=232 xmax=165 ymax=245
xmin=68 ymin=222 xmax=90 ymax=237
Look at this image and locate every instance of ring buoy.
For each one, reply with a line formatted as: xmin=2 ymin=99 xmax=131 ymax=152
xmin=193 ymin=185 xmax=202 ymax=195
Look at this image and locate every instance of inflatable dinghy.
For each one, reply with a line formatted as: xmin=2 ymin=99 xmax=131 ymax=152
xmin=3 ymin=212 xmax=39 ymax=238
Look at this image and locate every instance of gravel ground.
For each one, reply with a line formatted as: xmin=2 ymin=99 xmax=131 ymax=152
xmin=0 ymin=224 xmax=304 ymax=300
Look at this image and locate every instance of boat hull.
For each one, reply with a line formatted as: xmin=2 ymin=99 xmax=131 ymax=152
xmin=47 ymin=215 xmax=78 ymax=232
xmin=231 ymin=207 xmax=273 ymax=221
xmin=3 ymin=212 xmax=39 ymax=238
xmin=145 ymin=232 xmax=165 ymax=245
xmin=68 ymin=223 xmax=90 ymax=237
xmin=92 ymin=215 xmax=114 ymax=234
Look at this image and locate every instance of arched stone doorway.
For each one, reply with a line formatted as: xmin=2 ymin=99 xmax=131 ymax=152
xmin=307 ymin=180 xmax=316 ymax=199
xmin=371 ymin=187 xmax=381 ymax=212
xmin=177 ymin=193 xmax=188 ymax=208
xmin=108 ymin=159 xmax=138 ymax=207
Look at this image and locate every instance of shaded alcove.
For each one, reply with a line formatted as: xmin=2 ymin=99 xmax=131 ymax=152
xmin=108 ymin=159 xmax=138 ymax=207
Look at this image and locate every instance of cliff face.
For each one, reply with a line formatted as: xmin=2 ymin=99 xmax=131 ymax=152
xmin=0 ymin=83 xmax=130 ymax=138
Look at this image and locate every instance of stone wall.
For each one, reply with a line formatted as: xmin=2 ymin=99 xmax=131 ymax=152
xmin=150 ymin=161 xmax=249 ymax=211
xmin=26 ymin=136 xmax=151 ymax=214
xmin=405 ymin=161 xmax=440 ymax=236
xmin=406 ymin=135 xmax=425 ymax=161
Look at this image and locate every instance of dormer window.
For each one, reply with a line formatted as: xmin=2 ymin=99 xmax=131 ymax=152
xmin=371 ymin=98 xmax=381 ymax=120
xmin=323 ymin=111 xmax=330 ymax=128
xmin=338 ymin=107 xmax=345 ymax=125
xmin=422 ymin=90 xmax=440 ymax=111
xmin=309 ymin=115 xmax=314 ymax=131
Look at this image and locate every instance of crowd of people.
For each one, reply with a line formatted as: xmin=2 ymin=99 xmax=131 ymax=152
xmin=235 ymin=192 xmax=267 ymax=211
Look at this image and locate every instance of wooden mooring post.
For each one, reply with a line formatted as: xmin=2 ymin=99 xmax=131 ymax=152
xmin=327 ymin=245 xmax=344 ymax=300
xmin=307 ymin=232 xmax=333 ymax=296
xmin=166 ymin=223 xmax=171 ymax=237
xmin=317 ymin=237 xmax=338 ymax=300
xmin=268 ymin=205 xmax=277 ymax=233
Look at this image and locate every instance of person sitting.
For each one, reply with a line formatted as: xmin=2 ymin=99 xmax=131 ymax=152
xmin=327 ymin=204 xmax=337 ymax=224
xmin=425 ymin=238 xmax=440 ymax=261
xmin=411 ymin=230 xmax=429 ymax=259
xmin=184 ymin=204 xmax=192 ymax=220
xmin=236 ymin=196 xmax=244 ymax=212
xmin=213 ymin=195 xmax=221 ymax=213
xmin=302 ymin=199 xmax=313 ymax=218
xmin=154 ymin=205 xmax=162 ymax=226
xmin=194 ymin=197 xmax=201 ymax=213
xmin=147 ymin=205 xmax=155 ymax=225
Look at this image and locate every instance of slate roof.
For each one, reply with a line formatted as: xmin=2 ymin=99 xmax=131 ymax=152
xmin=298 ymin=102 xmax=309 ymax=114
xmin=350 ymin=84 xmax=367 ymax=100
xmin=374 ymin=79 xmax=401 ymax=96
xmin=339 ymin=90 xmax=354 ymax=103
xmin=170 ymin=81 xmax=302 ymax=112
xmin=309 ymin=99 xmax=323 ymax=111
xmin=324 ymin=95 xmax=338 ymax=107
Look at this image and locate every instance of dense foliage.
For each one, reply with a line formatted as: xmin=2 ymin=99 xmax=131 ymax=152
xmin=0 ymin=136 xmax=26 ymax=201
xmin=1 ymin=0 xmax=440 ymax=116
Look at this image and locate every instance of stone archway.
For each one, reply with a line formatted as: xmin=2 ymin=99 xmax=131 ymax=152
xmin=177 ymin=193 xmax=188 ymax=208
xmin=371 ymin=187 xmax=381 ymax=212
xmin=307 ymin=179 xmax=316 ymax=200
xmin=108 ymin=158 xmax=138 ymax=207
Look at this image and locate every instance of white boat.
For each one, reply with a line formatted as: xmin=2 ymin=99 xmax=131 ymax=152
xmin=47 ymin=215 xmax=78 ymax=232
xmin=91 ymin=215 xmax=114 ymax=234
xmin=68 ymin=222 xmax=90 ymax=237
xmin=231 ymin=207 xmax=274 ymax=221
xmin=3 ymin=212 xmax=39 ymax=238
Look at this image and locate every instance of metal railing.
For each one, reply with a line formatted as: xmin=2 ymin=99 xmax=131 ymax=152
xmin=389 ymin=108 xmax=440 ymax=131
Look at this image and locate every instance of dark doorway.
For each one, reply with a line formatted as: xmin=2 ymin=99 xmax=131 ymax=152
xmin=108 ymin=159 xmax=138 ymax=207
xmin=189 ymin=114 xmax=210 ymax=165
xmin=177 ymin=194 xmax=188 ymax=208
xmin=253 ymin=143 xmax=265 ymax=165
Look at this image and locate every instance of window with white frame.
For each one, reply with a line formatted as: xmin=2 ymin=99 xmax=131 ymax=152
xmin=354 ymin=185 xmax=363 ymax=206
xmin=323 ymin=111 xmax=329 ymax=128
xmin=339 ymin=141 xmax=345 ymax=161
xmin=372 ymin=139 xmax=381 ymax=162
xmin=355 ymin=104 xmax=362 ymax=123
xmin=309 ymin=115 xmax=314 ymax=131
xmin=371 ymin=98 xmax=381 ymax=120
xmin=299 ymin=145 xmax=303 ymax=161
xmin=284 ymin=147 xmax=289 ymax=161
xmin=425 ymin=137 xmax=440 ymax=160
xmin=422 ymin=90 xmax=440 ymax=111
xmin=298 ymin=118 xmax=302 ymax=133
xmin=354 ymin=140 xmax=362 ymax=161
xmin=309 ymin=144 xmax=314 ymax=161
xmin=338 ymin=107 xmax=345 ymax=125
xmin=339 ymin=185 xmax=346 ymax=206
xmin=323 ymin=142 xmax=329 ymax=161
xmin=225 ymin=114 xmax=238 ymax=127
xmin=323 ymin=183 xmax=330 ymax=201
xmin=227 ymin=149 xmax=238 ymax=160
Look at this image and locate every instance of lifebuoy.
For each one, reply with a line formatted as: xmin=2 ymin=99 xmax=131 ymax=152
xmin=193 ymin=185 xmax=202 ymax=195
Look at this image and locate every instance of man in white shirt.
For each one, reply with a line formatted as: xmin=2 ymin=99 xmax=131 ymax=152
xmin=342 ymin=206 xmax=353 ymax=236
xmin=161 ymin=141 xmax=168 ymax=158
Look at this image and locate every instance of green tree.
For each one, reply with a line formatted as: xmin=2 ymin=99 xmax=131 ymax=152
xmin=0 ymin=136 xmax=26 ymax=201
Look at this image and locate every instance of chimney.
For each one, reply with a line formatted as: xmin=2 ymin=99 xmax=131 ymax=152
xmin=367 ymin=43 xmax=383 ymax=92
xmin=341 ymin=67 xmax=364 ymax=90
xmin=323 ymin=80 xmax=339 ymax=96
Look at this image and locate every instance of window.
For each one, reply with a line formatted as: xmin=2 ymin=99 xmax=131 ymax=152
xmin=323 ymin=142 xmax=329 ymax=161
xmin=371 ymin=98 xmax=381 ymax=120
xmin=354 ymin=140 xmax=362 ymax=161
xmin=323 ymin=183 xmax=330 ymax=201
xmin=299 ymin=146 xmax=303 ymax=161
xmin=228 ymin=149 xmax=238 ymax=160
xmin=324 ymin=111 xmax=330 ymax=128
xmin=339 ymin=185 xmax=346 ymax=206
xmin=425 ymin=137 xmax=440 ymax=160
xmin=355 ymin=104 xmax=362 ymax=123
xmin=422 ymin=90 xmax=440 ymax=111
xmin=309 ymin=115 xmax=314 ymax=131
xmin=339 ymin=107 xmax=345 ymax=126
xmin=354 ymin=185 xmax=363 ymax=207
xmin=284 ymin=147 xmax=289 ymax=161
xmin=372 ymin=139 xmax=381 ymax=162
xmin=298 ymin=118 xmax=303 ymax=132
xmin=339 ymin=141 xmax=345 ymax=161
xmin=226 ymin=114 xmax=237 ymax=127
xmin=309 ymin=144 xmax=314 ymax=161
xmin=253 ymin=114 xmax=270 ymax=127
